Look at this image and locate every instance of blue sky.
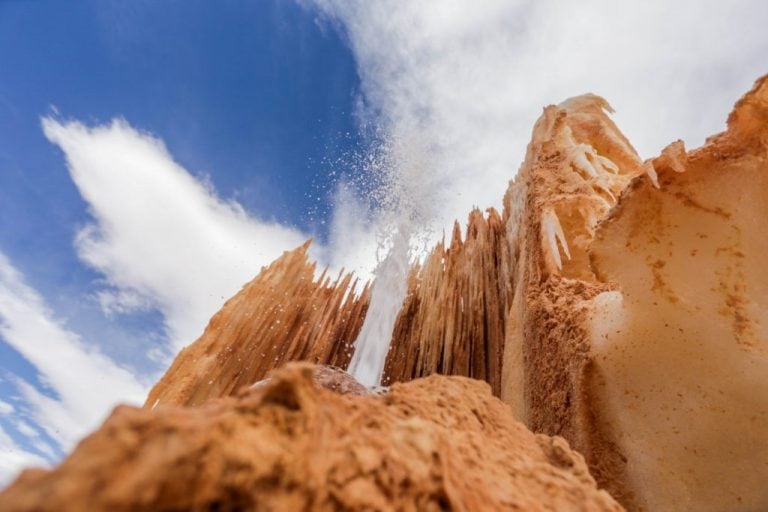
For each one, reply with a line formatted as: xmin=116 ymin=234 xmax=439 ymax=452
xmin=1 ymin=0 xmax=767 ymax=485
xmin=0 ymin=0 xmax=361 ymax=267
xmin=0 ymin=0 xmax=364 ymax=479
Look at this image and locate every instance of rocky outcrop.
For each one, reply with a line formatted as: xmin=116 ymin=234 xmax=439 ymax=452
xmin=2 ymin=77 xmax=765 ymax=511
xmin=501 ymin=77 xmax=768 ymax=510
xmin=380 ymin=77 xmax=768 ymax=510
xmin=384 ymin=208 xmax=511 ymax=395
xmin=146 ymin=242 xmax=370 ymax=407
xmin=498 ymin=90 xmax=647 ymax=508
xmin=0 ymin=364 xmax=622 ymax=511
xmin=584 ymin=77 xmax=768 ymax=511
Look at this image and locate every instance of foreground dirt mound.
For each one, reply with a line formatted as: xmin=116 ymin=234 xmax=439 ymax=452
xmin=0 ymin=364 xmax=621 ymax=512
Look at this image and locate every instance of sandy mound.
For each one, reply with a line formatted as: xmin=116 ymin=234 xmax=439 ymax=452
xmin=0 ymin=364 xmax=620 ymax=511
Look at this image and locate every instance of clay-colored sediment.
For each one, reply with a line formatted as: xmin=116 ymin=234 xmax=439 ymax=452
xmin=0 ymin=364 xmax=622 ymax=512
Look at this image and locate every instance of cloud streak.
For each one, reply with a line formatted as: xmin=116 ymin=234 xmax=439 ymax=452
xmin=312 ymin=0 xmax=768 ymax=240
xmin=0 ymin=423 xmax=46 ymax=488
xmin=42 ymin=118 xmax=311 ymax=351
xmin=0 ymin=251 xmax=147 ymax=482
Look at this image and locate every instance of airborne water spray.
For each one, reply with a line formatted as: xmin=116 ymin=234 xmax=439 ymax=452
xmin=347 ymin=225 xmax=410 ymax=386
xmin=343 ymin=127 xmax=434 ymax=387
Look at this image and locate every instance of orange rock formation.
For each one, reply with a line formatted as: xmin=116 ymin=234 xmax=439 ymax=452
xmin=0 ymin=364 xmax=622 ymax=511
xmin=499 ymin=91 xmax=647 ymax=507
xmin=385 ymin=208 xmax=511 ymax=395
xmin=146 ymin=241 xmax=370 ymax=407
xmin=2 ymin=77 xmax=766 ymax=511
xmin=584 ymin=78 xmax=768 ymax=511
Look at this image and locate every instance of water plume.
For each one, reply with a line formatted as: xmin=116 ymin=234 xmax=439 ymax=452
xmin=347 ymin=225 xmax=410 ymax=386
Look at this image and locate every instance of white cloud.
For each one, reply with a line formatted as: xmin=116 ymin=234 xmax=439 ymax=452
xmin=311 ymin=0 xmax=768 ymax=239
xmin=0 ymin=400 xmax=14 ymax=415
xmin=42 ymin=118 xmax=311 ymax=351
xmin=9 ymin=418 xmax=56 ymax=460
xmin=13 ymin=420 xmax=39 ymax=439
xmin=323 ymin=182 xmax=381 ymax=280
xmin=0 ymin=424 xmax=47 ymax=488
xmin=0 ymin=251 xmax=147 ymax=449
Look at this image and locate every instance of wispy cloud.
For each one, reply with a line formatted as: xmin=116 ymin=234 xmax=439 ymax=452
xmin=42 ymin=118 xmax=311 ymax=351
xmin=311 ymin=0 xmax=768 ymax=239
xmin=0 ymin=423 xmax=46 ymax=488
xmin=0 ymin=400 xmax=14 ymax=415
xmin=0 ymin=251 xmax=146 ymax=481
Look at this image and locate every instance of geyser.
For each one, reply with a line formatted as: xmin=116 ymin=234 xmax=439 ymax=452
xmin=346 ymin=225 xmax=410 ymax=386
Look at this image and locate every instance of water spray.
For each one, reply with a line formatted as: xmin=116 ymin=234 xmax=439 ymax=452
xmin=347 ymin=224 xmax=410 ymax=386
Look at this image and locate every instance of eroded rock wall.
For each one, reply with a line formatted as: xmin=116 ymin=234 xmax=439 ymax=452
xmin=586 ymin=77 xmax=768 ymax=511
xmin=145 ymin=242 xmax=370 ymax=407
xmin=384 ymin=208 xmax=511 ymax=395
xmin=498 ymin=94 xmax=645 ymax=508
xmin=501 ymin=77 xmax=768 ymax=510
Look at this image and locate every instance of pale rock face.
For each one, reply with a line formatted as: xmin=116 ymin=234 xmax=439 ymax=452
xmin=499 ymin=76 xmax=768 ymax=511
xmin=588 ymin=78 xmax=768 ymax=510
xmin=500 ymin=76 xmax=768 ymax=510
